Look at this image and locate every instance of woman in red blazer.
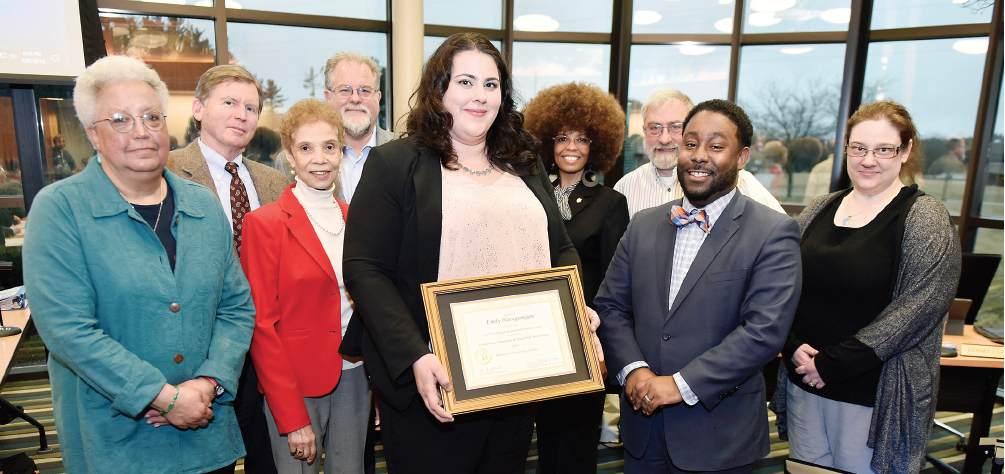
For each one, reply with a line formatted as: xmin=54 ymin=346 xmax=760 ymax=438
xmin=241 ymin=99 xmax=368 ymax=473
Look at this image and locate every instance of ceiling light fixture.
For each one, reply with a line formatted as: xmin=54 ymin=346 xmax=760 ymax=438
xmin=953 ymin=38 xmax=989 ymax=54
xmin=750 ymin=0 xmax=796 ymax=13
xmin=714 ymin=17 xmax=733 ymax=33
xmin=634 ymin=10 xmax=662 ymax=25
xmin=780 ymin=47 xmax=813 ymax=54
xmin=514 ymin=14 xmax=560 ymax=32
xmin=748 ymin=12 xmax=782 ymax=27
xmin=679 ymin=42 xmax=716 ymax=56
xmin=820 ymin=8 xmax=851 ymax=23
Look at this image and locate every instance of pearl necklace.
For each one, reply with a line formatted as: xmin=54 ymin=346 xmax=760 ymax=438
xmin=302 ymin=198 xmax=345 ymax=236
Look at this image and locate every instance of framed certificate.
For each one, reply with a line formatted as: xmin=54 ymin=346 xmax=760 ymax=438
xmin=420 ymin=266 xmax=605 ymax=414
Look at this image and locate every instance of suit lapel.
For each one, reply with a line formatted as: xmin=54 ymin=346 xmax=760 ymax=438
xmin=568 ymin=182 xmax=597 ymax=219
xmin=280 ymin=188 xmax=339 ymax=286
xmin=177 ymin=142 xmax=218 ymax=198
xmin=246 ymin=161 xmax=275 ymax=204
xmin=669 ymin=193 xmax=744 ymax=315
xmin=414 ymin=152 xmax=442 ymax=284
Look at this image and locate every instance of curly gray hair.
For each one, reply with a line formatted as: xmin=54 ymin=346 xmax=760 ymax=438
xmin=73 ymin=55 xmax=169 ymax=129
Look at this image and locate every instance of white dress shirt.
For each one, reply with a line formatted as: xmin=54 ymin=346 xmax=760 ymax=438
xmin=198 ymin=138 xmax=263 ymax=225
xmin=339 ymin=131 xmax=378 ymax=204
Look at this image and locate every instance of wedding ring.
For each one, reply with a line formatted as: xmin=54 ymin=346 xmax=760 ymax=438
xmin=809 ymin=382 xmax=816 ymax=388
xmin=644 ymin=395 xmax=652 ymax=403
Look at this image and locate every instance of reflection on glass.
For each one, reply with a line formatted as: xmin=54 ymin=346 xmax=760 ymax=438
xmin=40 ymin=98 xmax=93 ymax=185
xmin=980 ymin=80 xmax=1004 ymax=219
xmin=865 ymin=38 xmax=986 ymax=215
xmin=424 ymin=37 xmax=503 ymax=63
xmin=631 ymin=0 xmax=736 ymax=35
xmin=871 ymin=0 xmax=993 ymax=30
xmin=624 ymin=44 xmax=730 ymax=175
xmin=514 ymin=0 xmax=613 ymax=33
xmin=0 ymin=86 xmax=27 ymax=256
xmin=425 ymin=0 xmax=501 ymax=29
xmin=100 ymin=14 xmax=216 ymax=151
xmin=237 ymin=0 xmax=386 ymax=20
xmin=736 ymin=43 xmax=844 ymax=204
xmin=742 ymin=0 xmax=852 ymax=33
xmin=511 ymin=42 xmax=610 ymax=108
xmin=227 ymin=23 xmax=389 ymax=151
xmin=973 ymin=228 xmax=1003 ymax=327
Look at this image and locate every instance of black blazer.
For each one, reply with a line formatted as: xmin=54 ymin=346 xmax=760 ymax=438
xmin=341 ymin=138 xmax=581 ymax=410
xmin=553 ymin=180 xmax=629 ymax=309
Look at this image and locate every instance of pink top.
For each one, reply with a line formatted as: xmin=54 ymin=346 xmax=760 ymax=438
xmin=438 ymin=167 xmax=551 ymax=282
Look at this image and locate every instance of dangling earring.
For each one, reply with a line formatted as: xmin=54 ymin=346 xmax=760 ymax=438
xmin=96 ymin=155 xmax=102 ymax=164
xmin=581 ymin=167 xmax=599 ymax=187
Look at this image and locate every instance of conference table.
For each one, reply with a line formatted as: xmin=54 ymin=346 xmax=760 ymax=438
xmin=936 ymin=325 xmax=1003 ymax=474
xmin=0 ymin=306 xmax=49 ymax=452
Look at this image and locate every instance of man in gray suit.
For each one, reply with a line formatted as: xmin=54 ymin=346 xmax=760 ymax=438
xmin=167 ymin=64 xmax=287 ymax=474
xmin=596 ymin=99 xmax=802 ymax=473
xmin=276 ymin=52 xmax=396 ymax=201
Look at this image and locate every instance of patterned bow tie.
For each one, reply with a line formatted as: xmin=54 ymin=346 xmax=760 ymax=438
xmin=670 ymin=205 xmax=710 ymax=234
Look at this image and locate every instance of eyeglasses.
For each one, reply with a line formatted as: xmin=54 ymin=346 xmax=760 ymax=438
xmin=553 ymin=135 xmax=592 ymax=147
xmin=644 ymin=122 xmax=684 ymax=137
xmin=329 ymin=85 xmax=376 ymax=99
xmin=846 ymin=143 xmax=902 ymax=159
xmin=93 ymin=112 xmax=167 ymax=133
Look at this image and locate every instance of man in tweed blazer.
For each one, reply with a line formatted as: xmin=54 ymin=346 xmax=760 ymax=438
xmin=167 ymin=65 xmax=287 ymax=474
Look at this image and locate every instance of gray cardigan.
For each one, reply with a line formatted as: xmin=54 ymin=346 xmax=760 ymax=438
xmin=771 ymin=187 xmax=961 ymax=474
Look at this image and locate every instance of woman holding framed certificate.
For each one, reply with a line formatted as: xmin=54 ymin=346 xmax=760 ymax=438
xmin=341 ymin=33 xmax=583 ymax=473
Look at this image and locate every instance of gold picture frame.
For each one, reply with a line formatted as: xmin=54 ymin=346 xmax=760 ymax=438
xmin=420 ymin=266 xmax=605 ymax=415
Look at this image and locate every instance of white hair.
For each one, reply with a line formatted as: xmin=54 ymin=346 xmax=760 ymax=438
xmin=324 ymin=52 xmax=382 ymax=90
xmin=641 ymin=88 xmax=694 ymax=123
xmin=73 ymin=55 xmax=170 ymax=128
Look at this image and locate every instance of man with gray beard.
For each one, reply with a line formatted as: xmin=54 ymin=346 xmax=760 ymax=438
xmin=276 ymin=52 xmax=396 ymax=202
xmin=614 ymin=89 xmax=782 ymax=217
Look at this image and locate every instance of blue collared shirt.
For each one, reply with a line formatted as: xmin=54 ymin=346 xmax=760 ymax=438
xmin=339 ymin=130 xmax=378 ymax=204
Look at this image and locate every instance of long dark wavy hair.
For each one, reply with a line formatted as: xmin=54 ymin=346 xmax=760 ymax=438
xmin=405 ymin=32 xmax=540 ymax=176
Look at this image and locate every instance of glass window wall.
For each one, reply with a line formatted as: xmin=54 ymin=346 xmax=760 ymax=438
xmin=737 ymin=43 xmax=846 ymax=204
xmin=742 ymin=0 xmax=853 ymax=34
xmin=631 ymin=0 xmax=737 ymax=35
xmin=871 ymin=0 xmax=994 ymax=30
xmin=511 ymin=42 xmax=610 ymax=108
xmin=513 ymin=0 xmax=613 ymax=33
xmin=425 ymin=0 xmax=502 ymax=29
xmin=864 ymin=37 xmax=988 ymax=215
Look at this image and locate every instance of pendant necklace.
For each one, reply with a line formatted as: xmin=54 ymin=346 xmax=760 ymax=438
xmin=842 ymin=190 xmax=897 ymax=225
xmin=120 ymin=180 xmax=166 ymax=232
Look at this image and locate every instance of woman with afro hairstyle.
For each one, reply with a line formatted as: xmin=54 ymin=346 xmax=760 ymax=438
xmin=523 ymin=82 xmax=630 ymax=474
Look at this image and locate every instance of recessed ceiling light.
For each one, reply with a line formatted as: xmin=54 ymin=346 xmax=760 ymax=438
xmin=750 ymin=0 xmax=796 ymax=13
xmin=514 ymin=14 xmax=560 ymax=32
xmin=780 ymin=47 xmax=813 ymax=54
xmin=953 ymin=38 xmax=989 ymax=54
xmin=714 ymin=17 xmax=733 ymax=33
xmin=748 ymin=12 xmax=782 ymax=27
xmin=820 ymin=8 xmax=851 ymax=23
xmin=679 ymin=42 xmax=716 ymax=56
xmin=634 ymin=10 xmax=662 ymax=25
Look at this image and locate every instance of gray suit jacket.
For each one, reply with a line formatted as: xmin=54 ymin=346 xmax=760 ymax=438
xmin=167 ymin=140 xmax=288 ymax=206
xmin=274 ymin=126 xmax=398 ymax=201
xmin=595 ymin=192 xmax=802 ymax=471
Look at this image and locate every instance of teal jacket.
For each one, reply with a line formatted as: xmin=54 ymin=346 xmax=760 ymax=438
xmin=23 ymin=159 xmax=255 ymax=473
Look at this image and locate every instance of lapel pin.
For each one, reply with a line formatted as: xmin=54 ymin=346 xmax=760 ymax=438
xmin=576 ymin=198 xmax=582 ymax=203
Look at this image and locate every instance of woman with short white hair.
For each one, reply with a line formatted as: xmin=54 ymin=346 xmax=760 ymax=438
xmin=24 ymin=55 xmax=256 ymax=474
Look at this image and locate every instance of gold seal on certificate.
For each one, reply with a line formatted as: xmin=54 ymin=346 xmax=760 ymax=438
xmin=451 ymin=290 xmax=576 ymax=390
xmin=421 ymin=266 xmax=605 ymax=414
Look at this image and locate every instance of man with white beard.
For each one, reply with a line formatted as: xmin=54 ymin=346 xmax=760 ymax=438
xmin=277 ymin=52 xmax=396 ymax=202
xmin=615 ymin=89 xmax=783 ymax=217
